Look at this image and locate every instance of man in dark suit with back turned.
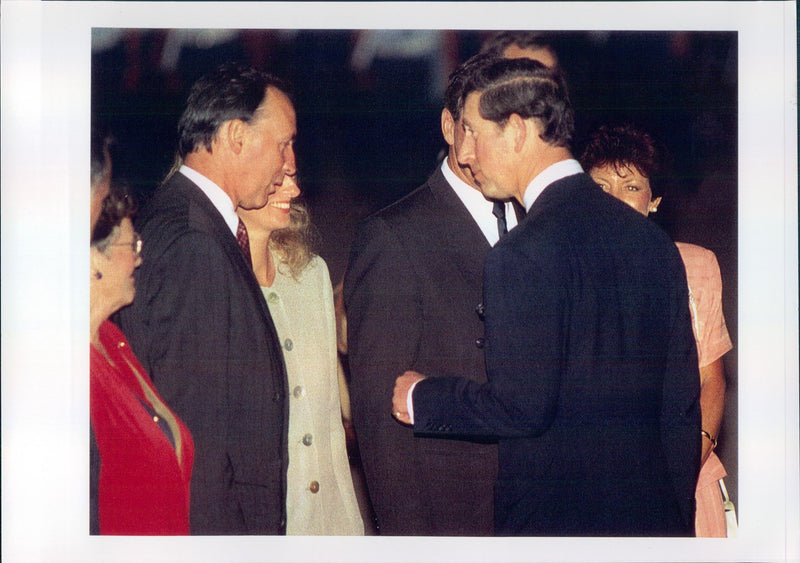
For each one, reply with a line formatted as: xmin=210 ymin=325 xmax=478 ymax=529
xmin=393 ymin=56 xmax=701 ymax=536
xmin=344 ymin=55 xmax=524 ymax=535
xmin=117 ymin=63 xmax=296 ymax=534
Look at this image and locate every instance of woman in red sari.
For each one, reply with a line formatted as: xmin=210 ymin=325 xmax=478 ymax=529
xmin=90 ymin=192 xmax=194 ymax=534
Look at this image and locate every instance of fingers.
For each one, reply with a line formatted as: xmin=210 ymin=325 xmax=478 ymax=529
xmin=392 ymin=374 xmax=415 ymax=426
xmin=391 ymin=386 xmax=410 ymax=425
xmin=392 ymin=371 xmax=427 ymax=426
xmin=392 ymin=410 xmax=412 ymax=425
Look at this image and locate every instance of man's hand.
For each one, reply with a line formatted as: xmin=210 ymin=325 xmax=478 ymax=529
xmin=392 ymin=370 xmax=426 ymax=425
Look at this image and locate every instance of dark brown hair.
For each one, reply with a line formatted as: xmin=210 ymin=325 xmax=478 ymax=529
xmin=177 ymin=62 xmax=293 ymax=158
xmin=480 ymin=31 xmax=558 ymax=65
xmin=579 ymin=123 xmax=670 ymax=198
xmin=465 ymin=56 xmax=574 ymax=147
xmin=91 ymin=190 xmax=137 ymax=252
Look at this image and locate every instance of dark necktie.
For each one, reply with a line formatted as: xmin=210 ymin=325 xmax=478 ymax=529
xmin=236 ymin=218 xmax=252 ymax=267
xmin=492 ymin=201 xmax=508 ymax=238
xmin=512 ymin=199 xmax=527 ymax=222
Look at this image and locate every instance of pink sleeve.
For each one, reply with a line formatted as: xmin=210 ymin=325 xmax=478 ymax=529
xmin=677 ymin=243 xmax=733 ymax=367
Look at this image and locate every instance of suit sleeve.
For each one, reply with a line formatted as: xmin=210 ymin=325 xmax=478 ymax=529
xmin=661 ymin=251 xmax=702 ymax=530
xmin=413 ymin=239 xmax=565 ymax=439
xmin=344 ymin=216 xmax=429 ymax=533
xmin=118 ymin=230 xmax=239 ymax=532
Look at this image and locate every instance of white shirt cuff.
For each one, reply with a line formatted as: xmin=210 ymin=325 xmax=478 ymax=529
xmin=406 ymin=379 xmax=422 ymax=425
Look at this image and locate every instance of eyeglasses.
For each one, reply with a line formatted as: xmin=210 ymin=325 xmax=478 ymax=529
xmin=110 ymin=233 xmax=143 ymax=258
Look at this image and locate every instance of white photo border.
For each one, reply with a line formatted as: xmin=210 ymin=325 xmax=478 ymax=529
xmin=1 ymin=2 xmax=797 ymax=562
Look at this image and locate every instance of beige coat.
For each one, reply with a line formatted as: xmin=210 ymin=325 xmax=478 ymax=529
xmin=262 ymin=252 xmax=363 ymax=535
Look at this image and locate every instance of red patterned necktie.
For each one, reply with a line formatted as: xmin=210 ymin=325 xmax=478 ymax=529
xmin=236 ymin=218 xmax=252 ymax=267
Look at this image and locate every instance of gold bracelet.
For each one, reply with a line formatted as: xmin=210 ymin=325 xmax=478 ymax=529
xmin=701 ymin=429 xmax=718 ymax=449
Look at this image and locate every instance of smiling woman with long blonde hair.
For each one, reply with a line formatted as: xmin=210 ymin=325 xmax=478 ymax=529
xmin=238 ymin=175 xmax=363 ymax=535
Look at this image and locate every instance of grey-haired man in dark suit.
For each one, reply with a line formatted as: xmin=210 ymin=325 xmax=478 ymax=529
xmin=118 ymin=63 xmax=296 ymax=534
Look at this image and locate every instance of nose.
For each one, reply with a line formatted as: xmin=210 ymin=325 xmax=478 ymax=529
xmin=457 ymin=135 xmax=476 ymax=166
xmin=283 ymin=175 xmax=301 ymax=198
xmin=283 ymin=145 xmax=297 ymax=176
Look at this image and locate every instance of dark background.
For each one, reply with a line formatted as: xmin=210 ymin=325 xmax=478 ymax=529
xmin=92 ymin=28 xmax=739 ymax=507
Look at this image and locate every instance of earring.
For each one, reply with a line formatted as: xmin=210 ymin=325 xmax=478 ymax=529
xmin=95 ymin=271 xmax=103 ymax=280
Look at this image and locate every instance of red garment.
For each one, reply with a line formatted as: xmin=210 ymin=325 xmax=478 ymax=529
xmin=91 ymin=320 xmax=194 ymax=535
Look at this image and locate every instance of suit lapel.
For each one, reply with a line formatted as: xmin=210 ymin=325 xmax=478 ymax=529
xmin=427 ymin=167 xmax=492 ymax=285
xmin=170 ymin=174 xmax=273 ymax=321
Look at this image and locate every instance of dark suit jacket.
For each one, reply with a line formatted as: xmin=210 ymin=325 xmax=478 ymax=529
xmin=344 ymin=166 xmax=498 ymax=535
xmin=413 ymin=172 xmax=701 ymax=536
xmin=116 ymin=172 xmax=289 ymax=534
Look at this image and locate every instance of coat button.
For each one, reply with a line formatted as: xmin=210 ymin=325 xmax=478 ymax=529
xmin=309 ymin=481 xmax=320 ymax=494
xmin=292 ymin=385 xmax=305 ymax=399
xmin=272 ymin=392 xmax=282 ymax=403
xmin=302 ymin=433 xmax=313 ymax=446
xmin=475 ymin=303 xmax=486 ymax=319
xmin=284 ymin=338 xmax=293 ymax=351
xmin=475 ymin=337 xmax=485 ymax=349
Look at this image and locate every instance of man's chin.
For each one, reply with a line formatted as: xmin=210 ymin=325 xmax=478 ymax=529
xmin=478 ymin=184 xmax=505 ymax=201
xmin=239 ymin=196 xmax=270 ymax=211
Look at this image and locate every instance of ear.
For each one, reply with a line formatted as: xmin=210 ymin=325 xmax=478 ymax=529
xmin=508 ymin=113 xmax=528 ymax=153
xmin=90 ymin=247 xmax=107 ymax=281
xmin=218 ymin=119 xmax=246 ymax=155
xmin=441 ymin=109 xmax=455 ymax=146
xmin=648 ymin=196 xmax=663 ymax=214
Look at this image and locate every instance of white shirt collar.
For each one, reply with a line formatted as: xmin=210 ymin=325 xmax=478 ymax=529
xmin=179 ymin=165 xmax=239 ymax=236
xmin=522 ymin=159 xmax=584 ymax=212
xmin=441 ymin=157 xmax=518 ymax=246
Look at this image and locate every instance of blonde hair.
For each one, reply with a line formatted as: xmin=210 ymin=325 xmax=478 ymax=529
xmin=269 ymin=199 xmax=317 ymax=280
xmin=162 ymin=153 xmax=184 ymax=185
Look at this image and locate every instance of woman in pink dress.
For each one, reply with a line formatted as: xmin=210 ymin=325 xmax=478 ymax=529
xmin=580 ymin=123 xmax=733 ymax=537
